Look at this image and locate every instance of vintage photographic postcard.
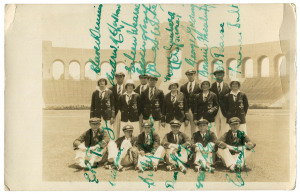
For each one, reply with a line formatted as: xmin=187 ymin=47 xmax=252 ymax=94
xmin=4 ymin=3 xmax=296 ymax=190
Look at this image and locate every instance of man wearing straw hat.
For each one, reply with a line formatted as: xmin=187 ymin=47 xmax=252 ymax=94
xmin=117 ymin=79 xmax=141 ymax=137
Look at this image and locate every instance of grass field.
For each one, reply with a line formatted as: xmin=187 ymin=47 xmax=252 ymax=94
xmin=43 ymin=109 xmax=290 ymax=184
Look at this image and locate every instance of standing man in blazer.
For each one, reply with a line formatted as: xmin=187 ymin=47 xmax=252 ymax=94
xmin=223 ymin=78 xmax=249 ymax=134
xmin=109 ymin=71 xmax=126 ymax=138
xmin=117 ymin=79 xmax=141 ymax=137
xmin=140 ymin=75 xmax=164 ymax=136
xmin=210 ymin=69 xmax=231 ymax=137
xmin=162 ymin=80 xmax=189 ymax=134
xmin=134 ymin=74 xmax=149 ymax=132
xmin=90 ymin=76 xmax=115 ymax=133
xmin=193 ymin=78 xmax=219 ymax=136
xmin=180 ymin=69 xmax=201 ymax=137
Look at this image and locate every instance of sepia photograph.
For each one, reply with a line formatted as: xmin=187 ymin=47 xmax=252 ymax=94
xmin=4 ymin=2 xmax=297 ymax=191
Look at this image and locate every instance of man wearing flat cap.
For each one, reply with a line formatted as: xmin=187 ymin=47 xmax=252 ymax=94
xmin=73 ymin=118 xmax=111 ymax=168
xmin=162 ymin=80 xmax=189 ymax=135
xmin=108 ymin=125 xmax=139 ymax=171
xmin=191 ymin=118 xmax=217 ymax=172
xmin=140 ymin=75 xmax=164 ymax=135
xmin=117 ymin=79 xmax=141 ymax=137
xmin=90 ymin=75 xmax=115 ymax=131
xmin=110 ymin=71 xmax=126 ymax=138
xmin=135 ymin=121 xmax=165 ymax=172
xmin=216 ymin=117 xmax=256 ymax=172
xmin=210 ymin=69 xmax=231 ymax=137
xmin=180 ymin=69 xmax=201 ymax=137
xmin=161 ymin=120 xmax=191 ymax=174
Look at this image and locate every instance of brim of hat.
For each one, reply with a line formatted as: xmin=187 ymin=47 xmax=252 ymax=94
xmin=229 ymin=122 xmax=240 ymax=124
xmin=197 ymin=122 xmax=208 ymax=125
xmin=170 ymin=124 xmax=181 ymax=127
xmin=168 ymin=83 xmax=179 ymax=90
xmin=213 ymin=70 xmax=225 ymax=75
xmin=185 ymin=72 xmax=196 ymax=75
xmin=123 ymin=129 xmax=134 ymax=131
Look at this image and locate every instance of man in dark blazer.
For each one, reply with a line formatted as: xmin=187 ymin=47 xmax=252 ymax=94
xmin=223 ymin=78 xmax=249 ymax=134
xmin=134 ymin=74 xmax=148 ymax=132
xmin=162 ymin=80 xmax=189 ymax=133
xmin=73 ymin=118 xmax=111 ymax=168
xmin=140 ymin=75 xmax=164 ymax=136
xmin=191 ymin=118 xmax=217 ymax=172
xmin=135 ymin=121 xmax=165 ymax=172
xmin=180 ymin=69 xmax=201 ymax=136
xmin=109 ymin=71 xmax=126 ymax=138
xmin=90 ymin=75 xmax=115 ymax=132
xmin=210 ymin=69 xmax=231 ymax=137
xmin=117 ymin=79 xmax=141 ymax=137
xmin=162 ymin=120 xmax=191 ymax=174
xmin=216 ymin=117 xmax=255 ymax=172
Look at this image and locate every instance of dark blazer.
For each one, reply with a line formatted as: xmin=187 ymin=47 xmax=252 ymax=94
xmin=117 ymin=93 xmax=141 ymax=122
xmin=161 ymin=131 xmax=191 ymax=149
xmin=193 ymin=91 xmax=219 ymax=122
xmin=210 ymin=82 xmax=231 ymax=116
xmin=191 ymin=131 xmax=217 ymax=152
xmin=216 ymin=129 xmax=256 ymax=154
xmin=136 ymin=131 xmax=160 ymax=154
xmin=140 ymin=87 xmax=164 ymax=121
xmin=115 ymin=136 xmax=137 ymax=149
xmin=180 ymin=81 xmax=201 ymax=112
xmin=134 ymin=84 xmax=148 ymax=95
xmin=223 ymin=92 xmax=249 ymax=124
xmin=73 ymin=128 xmax=110 ymax=150
xmin=109 ymin=84 xmax=125 ymax=113
xmin=90 ymin=89 xmax=115 ymax=120
xmin=162 ymin=91 xmax=188 ymax=123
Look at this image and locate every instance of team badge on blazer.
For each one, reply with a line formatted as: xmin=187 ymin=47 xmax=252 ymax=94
xmin=106 ymin=101 xmax=111 ymax=108
xmin=133 ymin=103 xmax=138 ymax=110
xmin=238 ymin=99 xmax=244 ymax=109
xmin=178 ymin=101 xmax=184 ymax=109
xmin=155 ymin=100 xmax=160 ymax=108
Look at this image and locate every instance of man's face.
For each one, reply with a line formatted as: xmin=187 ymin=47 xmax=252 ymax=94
xmin=126 ymin=84 xmax=134 ymax=92
xmin=215 ymin=72 xmax=224 ymax=82
xmin=90 ymin=122 xmax=100 ymax=131
xmin=187 ymin=74 xmax=195 ymax=82
xmin=230 ymin=123 xmax=240 ymax=132
xmin=170 ymin=84 xmax=178 ymax=92
xmin=143 ymin=126 xmax=151 ymax=134
xmin=116 ymin=75 xmax=124 ymax=84
xmin=198 ymin=123 xmax=208 ymax=134
xmin=171 ymin=125 xmax=180 ymax=135
xmin=139 ymin=77 xmax=148 ymax=85
xmin=201 ymin=82 xmax=210 ymax=91
xmin=98 ymin=79 xmax=106 ymax=87
xmin=124 ymin=130 xmax=133 ymax=138
xmin=231 ymin=82 xmax=240 ymax=90
xmin=148 ymin=78 xmax=157 ymax=87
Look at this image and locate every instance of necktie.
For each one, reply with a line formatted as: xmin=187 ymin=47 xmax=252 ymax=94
xmin=150 ymin=88 xmax=154 ymax=100
xmin=233 ymin=95 xmax=237 ymax=102
xmin=189 ymin=82 xmax=193 ymax=93
xmin=218 ymin=83 xmax=221 ymax=93
xmin=118 ymin=85 xmax=121 ymax=95
xmin=146 ymin=135 xmax=151 ymax=145
xmin=99 ymin=91 xmax=104 ymax=101
xmin=141 ymin=85 xmax=145 ymax=92
xmin=203 ymin=95 xmax=207 ymax=102
xmin=127 ymin=95 xmax=132 ymax=104
xmin=175 ymin=135 xmax=178 ymax=144
xmin=171 ymin=95 xmax=176 ymax=104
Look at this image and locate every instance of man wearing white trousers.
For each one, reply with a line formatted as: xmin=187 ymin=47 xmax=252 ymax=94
xmin=161 ymin=120 xmax=191 ymax=174
xmin=136 ymin=121 xmax=165 ymax=172
xmin=191 ymin=118 xmax=217 ymax=172
xmin=216 ymin=117 xmax=256 ymax=172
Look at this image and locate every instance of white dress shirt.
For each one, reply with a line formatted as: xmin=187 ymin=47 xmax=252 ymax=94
xmin=187 ymin=80 xmax=195 ymax=93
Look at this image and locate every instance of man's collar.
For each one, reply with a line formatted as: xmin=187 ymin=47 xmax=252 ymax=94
xmin=189 ymin=80 xmax=195 ymax=84
xmin=230 ymin=90 xmax=240 ymax=95
xmin=124 ymin=91 xmax=136 ymax=95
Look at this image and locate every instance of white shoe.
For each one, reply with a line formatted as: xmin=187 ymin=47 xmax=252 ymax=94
xmin=78 ymin=161 xmax=86 ymax=168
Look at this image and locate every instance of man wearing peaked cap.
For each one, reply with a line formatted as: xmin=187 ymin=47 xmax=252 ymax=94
xmin=73 ymin=118 xmax=111 ymax=169
xmin=191 ymin=117 xmax=217 ymax=173
xmin=162 ymin=80 xmax=189 ymax=137
xmin=193 ymin=77 xmax=219 ymax=137
xmin=210 ymin=68 xmax=231 ymax=138
xmin=109 ymin=71 xmax=126 ymax=139
xmin=180 ymin=69 xmax=201 ymax=137
xmin=90 ymin=75 xmax=115 ymax=131
xmin=223 ymin=78 xmax=249 ymax=134
xmin=135 ymin=120 xmax=165 ymax=172
xmin=216 ymin=117 xmax=256 ymax=172
xmin=118 ymin=79 xmax=141 ymax=137
xmin=161 ymin=120 xmax=191 ymax=174
xmin=107 ymin=125 xmax=139 ymax=171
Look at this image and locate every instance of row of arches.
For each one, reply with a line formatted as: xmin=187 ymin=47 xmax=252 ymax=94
xmin=51 ymin=55 xmax=287 ymax=81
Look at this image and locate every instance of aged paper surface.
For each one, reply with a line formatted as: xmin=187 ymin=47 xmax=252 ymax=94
xmin=4 ymin=3 xmax=296 ymax=190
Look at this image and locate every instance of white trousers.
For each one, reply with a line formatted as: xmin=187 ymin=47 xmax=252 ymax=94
xmin=108 ymin=139 xmax=134 ymax=166
xmin=165 ymin=147 xmax=188 ymax=168
xmin=74 ymin=143 xmax=107 ymax=166
xmin=185 ymin=109 xmax=196 ymax=138
xmin=217 ymin=148 xmax=251 ymax=168
xmin=137 ymin=146 xmax=165 ymax=169
xmin=214 ymin=109 xmax=228 ymax=138
xmin=113 ymin=112 xmax=121 ymax=139
xmin=194 ymin=142 xmax=215 ymax=168
xmin=120 ymin=121 xmax=140 ymax=137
